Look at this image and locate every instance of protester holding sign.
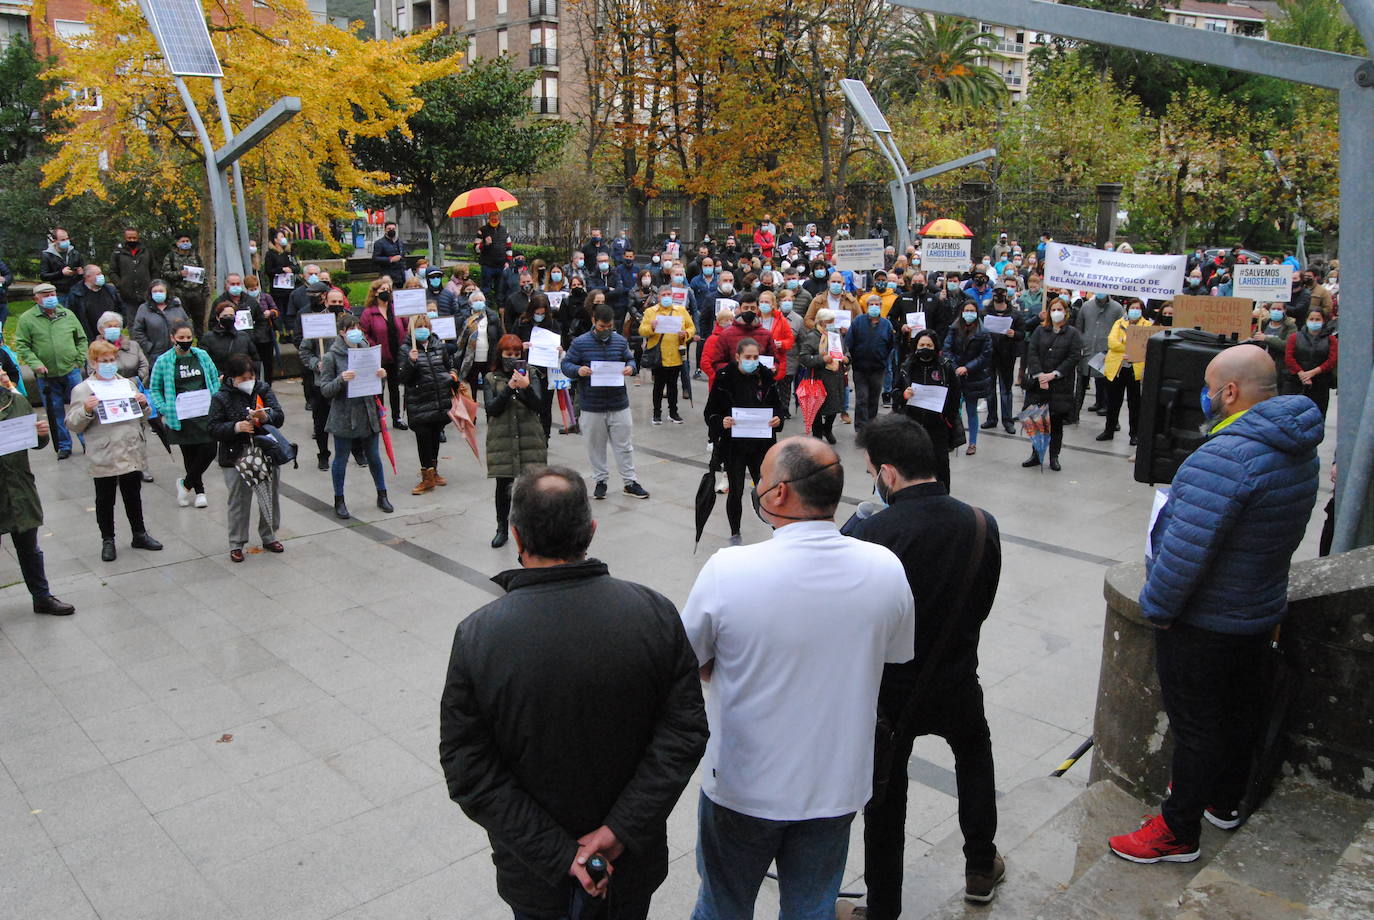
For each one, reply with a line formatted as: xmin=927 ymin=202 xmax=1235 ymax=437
xmin=67 ymin=340 xmax=163 ymax=562
xmin=485 ymin=335 xmax=549 ymax=548
xmin=1250 ymin=304 xmax=1297 ymax=380
xmin=317 ymin=313 xmax=392 ymax=519
xmin=1099 ymin=303 xmax=1153 ymax=445
xmin=202 ymin=300 xmax=258 ymax=378
xmin=1074 ymin=294 xmax=1125 ymax=422
xmin=704 ymin=337 xmax=783 ymax=544
xmin=797 ymin=309 xmax=848 ymax=444
xmin=639 ymin=287 xmax=696 ymax=425
xmin=893 ymin=329 xmax=963 ymax=491
xmin=513 ymin=294 xmax=562 ymax=438
xmin=359 ymin=278 xmax=411 ymax=430
xmin=942 ymin=309 xmax=993 ymax=456
xmin=1023 ymin=299 xmax=1084 ymax=472
xmin=399 ymin=314 xmax=460 ymax=496
xmin=149 ymin=321 xmax=220 ymax=509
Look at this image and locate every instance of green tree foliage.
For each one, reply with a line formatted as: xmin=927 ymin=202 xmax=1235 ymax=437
xmin=881 ymin=16 xmax=1008 ymax=108
xmin=0 ymin=38 xmax=54 ymax=167
xmin=353 ymin=36 xmax=573 ymax=255
xmin=1270 ymin=0 xmax=1367 ymax=54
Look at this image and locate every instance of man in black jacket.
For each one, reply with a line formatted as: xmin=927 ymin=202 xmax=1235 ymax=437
xmin=476 ymin=211 xmax=511 ymax=297
xmin=39 ymin=228 xmax=84 ymax=303
xmin=109 ymin=227 xmax=153 ymax=325
xmin=843 ymin=416 xmax=1005 ymax=916
xmin=372 ymin=221 xmax=406 ymax=288
xmin=440 ymin=466 xmax=707 ymax=920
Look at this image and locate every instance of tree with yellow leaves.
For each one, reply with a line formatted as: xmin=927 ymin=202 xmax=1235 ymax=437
xmin=34 ymin=0 xmax=458 ymax=254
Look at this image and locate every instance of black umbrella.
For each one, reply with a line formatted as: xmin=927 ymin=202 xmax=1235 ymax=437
xmin=1241 ymin=625 xmax=1301 ymax=819
xmin=146 ymin=416 xmax=172 ymax=454
xmin=693 ymin=469 xmax=717 ymax=552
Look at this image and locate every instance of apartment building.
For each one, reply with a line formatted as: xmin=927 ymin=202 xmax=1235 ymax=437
xmin=1162 ymin=0 xmax=1271 ymax=36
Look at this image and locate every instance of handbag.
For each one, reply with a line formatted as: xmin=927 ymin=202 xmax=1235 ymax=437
xmin=252 ymin=423 xmax=298 ymax=468
xmin=870 ymin=507 xmax=987 ymax=808
xmin=640 ymin=340 xmax=663 ymax=371
xmin=946 ymin=408 xmax=967 ymax=450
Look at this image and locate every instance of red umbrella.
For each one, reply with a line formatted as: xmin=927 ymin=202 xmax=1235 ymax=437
xmin=375 ymin=397 xmax=397 ymax=474
xmin=447 ymin=187 xmax=519 ymax=218
xmin=447 ymin=390 xmax=482 ymax=463
xmin=795 ymin=375 xmax=827 ymax=435
xmin=556 ymin=389 xmax=576 ymax=432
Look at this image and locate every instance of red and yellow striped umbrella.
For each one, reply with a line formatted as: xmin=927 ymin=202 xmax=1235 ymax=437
xmin=447 ymin=187 xmax=519 ymax=218
xmin=919 ymin=218 xmax=974 ymax=238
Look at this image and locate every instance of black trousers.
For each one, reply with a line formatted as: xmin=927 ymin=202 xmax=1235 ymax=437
xmin=1157 ymin=622 xmax=1269 ymax=845
xmin=864 ymin=679 xmax=997 ymax=919
xmin=382 ymin=361 xmax=403 ymax=422
xmin=412 ymin=420 xmax=444 ymax=469
xmin=494 ymin=476 xmax=513 ymax=526
xmin=178 ymin=441 xmax=217 ymax=493
xmin=651 ymin=365 xmax=680 ymax=418
xmin=1105 ymin=368 xmax=1141 ymax=437
xmin=94 ymin=471 xmax=145 ymax=539
xmin=988 ymin=352 xmax=1016 ymax=423
xmin=1075 ymin=371 xmax=1106 ymax=416
xmin=256 ymin=340 xmax=276 ymax=383
xmin=2 ymin=527 xmax=49 ymax=599
xmin=724 ymin=444 xmax=768 ymax=535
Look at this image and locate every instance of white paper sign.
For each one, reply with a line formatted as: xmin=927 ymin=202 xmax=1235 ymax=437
xmin=759 ymin=355 xmax=776 ymax=369
xmin=273 ymin=272 xmax=294 ymax=290
xmin=905 ymin=311 xmax=926 ymax=335
xmin=731 ymin=407 xmax=774 ymax=439
xmin=1088 ymin=351 xmax=1107 ymax=376
xmin=234 ymin=310 xmax=253 ymax=331
xmin=590 ymin=360 xmax=626 ymax=387
xmin=347 ymin=345 xmax=383 ymax=398
xmin=183 ymin=265 xmax=205 ymax=285
xmin=1146 ymin=486 xmax=1171 ymax=560
xmin=982 ymin=314 xmax=1014 ymax=336
xmin=1233 ymin=264 xmax=1292 ymax=303
xmin=97 ymin=397 xmax=142 ymax=425
xmin=827 ymin=331 xmax=845 ymax=359
xmin=906 ymin=383 xmax=947 ymax=412
xmin=88 ymin=377 xmax=134 ymax=401
xmin=833 ymin=309 xmax=852 ymax=331
xmin=431 ymin=316 xmax=458 ymax=340
xmin=653 ymin=315 xmax=684 ymax=335
xmin=300 ymin=313 xmax=337 ymax=340
xmin=921 ymin=238 xmax=973 ymax=272
xmin=392 ymin=288 xmax=427 ymax=317
xmin=529 ymin=326 xmax=562 ymax=368
xmin=715 ymin=298 xmax=739 ymax=314
xmin=831 ymin=238 xmax=885 ymax=271
xmin=545 ymin=290 xmax=568 ymax=310
xmin=1044 ymin=243 xmax=1186 ymax=301
xmin=0 ymin=413 xmax=39 ymax=456
xmin=174 ymin=388 xmax=212 ymax=420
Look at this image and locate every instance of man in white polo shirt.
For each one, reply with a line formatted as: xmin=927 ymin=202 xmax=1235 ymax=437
xmin=681 ymin=436 xmax=915 ymax=920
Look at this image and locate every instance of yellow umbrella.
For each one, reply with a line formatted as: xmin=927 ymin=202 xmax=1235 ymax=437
xmin=447 ymin=187 xmax=519 ymax=217
xmin=919 ymin=218 xmax=974 ymax=238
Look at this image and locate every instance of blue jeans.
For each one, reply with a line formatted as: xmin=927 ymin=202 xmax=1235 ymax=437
xmin=37 ymin=368 xmax=83 ymax=452
xmin=962 ymin=391 xmax=980 ymax=446
xmin=331 ymin=434 xmax=386 ymax=495
xmin=691 ymin=792 xmax=854 ymax=920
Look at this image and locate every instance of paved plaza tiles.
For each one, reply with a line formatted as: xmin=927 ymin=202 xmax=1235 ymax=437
xmin=0 ymin=376 xmax=1335 ymax=919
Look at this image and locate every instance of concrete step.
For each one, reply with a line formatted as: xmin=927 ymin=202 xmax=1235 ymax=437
xmin=918 ymin=778 xmax=1143 ymax=920
xmin=1174 ymin=779 xmax=1374 ymax=919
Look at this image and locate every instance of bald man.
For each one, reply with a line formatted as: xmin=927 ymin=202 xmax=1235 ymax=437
xmin=680 ymin=437 xmax=914 ymax=919
xmin=1110 ymin=344 xmax=1323 ymax=865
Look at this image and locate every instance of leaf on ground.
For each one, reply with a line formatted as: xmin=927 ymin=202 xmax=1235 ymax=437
xmin=216 ymin=733 xmax=234 ymax=743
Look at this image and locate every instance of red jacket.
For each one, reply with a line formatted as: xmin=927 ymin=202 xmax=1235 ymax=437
xmin=753 ymin=229 xmax=775 ymax=260
xmin=711 ymin=318 xmax=777 ymax=378
xmin=359 ymin=304 xmax=409 ymax=364
xmin=760 ymin=314 xmax=795 ymax=378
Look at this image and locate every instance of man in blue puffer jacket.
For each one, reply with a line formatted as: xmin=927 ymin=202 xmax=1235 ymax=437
xmin=562 ymin=304 xmax=650 ymax=501
xmin=1110 ymin=344 xmax=1322 ymax=866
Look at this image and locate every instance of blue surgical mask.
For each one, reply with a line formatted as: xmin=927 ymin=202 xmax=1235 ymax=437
xmin=1127 ymin=308 xmax=1143 ymax=321
xmin=428 ymin=277 xmax=441 ymax=288
xmin=962 ymin=310 xmax=978 ymax=323
xmin=1200 ymin=385 xmax=1213 ymax=419
xmin=228 ymin=284 xmax=244 ymax=296
xmin=814 ymin=268 xmax=826 ymax=279
xmin=672 ymin=275 xmax=686 ymax=285
xmin=41 ymin=296 xmax=59 ymax=310
xmin=97 ymin=361 xmax=118 ymax=379
xmin=534 ymin=311 xmax=546 ymax=322
xmin=307 ymin=273 xmax=319 ymax=285
xmin=660 ymin=295 xmax=674 ymax=308
xmin=1095 ymin=293 xmax=1108 ymax=302
xmin=95 ymin=274 xmax=106 ymax=286
xmin=152 ymin=291 xmax=167 ymax=304
xmin=868 ymin=304 xmax=882 ymax=318
xmin=103 ymin=327 xmax=121 ymax=343
xmin=345 ymin=329 xmax=365 ymax=345
xmin=786 ymin=279 xmax=800 ymax=290
xmin=704 ymin=266 xmax=714 ymax=276
xmin=551 ymin=271 xmax=562 ymax=282
xmin=427 ymin=310 xmax=439 ymax=319
xmin=1306 ymin=320 xmax=1324 ymax=333
xmin=414 ymin=328 xmax=431 ymax=342
xmin=178 ymin=240 xmax=191 ymax=250
xmin=58 ymin=240 xmax=71 ymax=251
xmin=829 ymin=282 xmax=843 ymax=295
xmin=1269 ymin=309 xmax=1285 ymax=323
xmin=740 ymin=359 xmax=759 ymax=374
xmin=780 ymin=301 xmax=793 ymax=314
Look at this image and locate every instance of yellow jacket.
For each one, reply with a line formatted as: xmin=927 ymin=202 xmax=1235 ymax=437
xmin=639 ymin=305 xmax=696 ymax=368
xmin=867 ymin=287 xmax=899 ymax=318
xmin=1104 ymin=317 xmax=1154 ymax=381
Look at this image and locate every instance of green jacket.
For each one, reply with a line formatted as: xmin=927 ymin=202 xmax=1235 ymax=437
xmin=483 ymin=371 xmax=547 ymax=479
xmin=0 ymin=393 xmax=48 ymax=534
xmin=14 ymin=306 xmax=88 ymax=377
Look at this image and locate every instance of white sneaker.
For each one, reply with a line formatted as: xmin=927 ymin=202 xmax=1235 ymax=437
xmin=176 ymin=478 xmax=191 ymax=507
xmin=194 ymin=493 xmax=208 ymax=509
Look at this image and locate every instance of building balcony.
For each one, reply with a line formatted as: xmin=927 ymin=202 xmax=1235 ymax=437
xmin=529 ymin=46 xmax=558 ymax=66
xmin=1002 ymin=73 xmax=1023 ymax=86
xmin=533 ymin=96 xmax=560 ymax=114
xmin=529 ymin=0 xmax=557 ymax=18
xmin=995 ymin=41 xmax=1025 ymax=54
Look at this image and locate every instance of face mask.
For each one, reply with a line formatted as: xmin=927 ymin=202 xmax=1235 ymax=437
xmin=1095 ymin=293 xmax=1108 ymax=302
xmin=873 ymin=468 xmax=894 ymax=507
xmin=740 ymin=358 xmax=760 ymax=374
xmin=780 ymin=301 xmax=793 ymax=314
xmin=95 ymin=274 xmax=106 ymax=286
xmin=1127 ymin=308 xmax=1143 ymax=321
xmin=521 ymin=283 xmax=533 ymax=292
xmin=738 ymin=311 xmax=757 ymax=325
xmin=829 ymin=282 xmax=843 ymax=295
xmin=178 ymin=241 xmax=191 ymax=250
xmin=248 ymin=245 xmax=257 ymax=255
xmin=151 ymin=291 xmax=167 ymax=304
xmin=103 ymin=327 xmax=121 ymax=343
xmin=917 ymin=347 xmax=935 ymax=361
xmin=377 ymin=290 xmax=392 ymax=302
xmin=962 ymin=311 xmax=978 ymax=324
xmin=174 ymin=340 xmax=192 ymax=351
xmin=704 ymin=266 xmax=714 ymax=276
xmin=58 ymin=240 xmax=71 ymax=251
xmin=718 ymin=282 xmax=734 ymax=294
xmin=97 ymin=362 xmax=118 ymax=379
xmin=786 ymin=279 xmax=800 ymax=290
xmin=427 ymin=310 xmax=439 ymax=320
xmin=660 ymin=295 xmax=674 ymax=308
xmin=551 ymin=271 xmax=562 ymax=282
xmin=220 ymin=315 xmax=236 ymax=329
xmin=228 ymin=284 xmax=243 ymax=296
xmin=470 ymin=299 xmax=485 ymax=309
xmin=651 ymin=256 xmax=660 ymax=265
xmin=814 ymin=268 xmax=826 ymax=279
xmin=308 ymin=273 xmax=321 ymax=285
xmin=597 ymin=262 xmax=609 ymax=271
xmin=1200 ymin=385 xmax=1216 ymax=421
xmin=672 ymin=275 xmax=686 ymax=286
xmin=1050 ymin=310 xmax=1066 ymax=324
xmin=574 ymin=258 xmax=585 ymax=267
xmin=385 ymin=231 xmax=396 ymax=239
xmin=1189 ymin=278 xmax=1202 ymax=287
xmin=414 ymin=328 xmax=431 ymax=342
xmin=345 ymin=329 xmax=365 ymax=345
xmin=760 ymin=302 xmax=774 ymax=314
xmin=595 ymin=328 xmax=612 ymax=342
xmin=868 ymin=304 xmax=882 ymax=318
xmin=534 ymin=311 xmax=546 ymax=322
xmin=1270 ymin=309 xmax=1285 ymax=323
xmin=235 ymin=380 xmax=255 ymax=395
xmin=1307 ymin=320 xmax=1324 ymax=333
xmin=946 ymin=280 xmax=958 ymax=291
xmin=40 ymin=296 xmax=59 ymax=310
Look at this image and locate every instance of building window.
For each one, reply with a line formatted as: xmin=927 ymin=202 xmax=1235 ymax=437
xmin=497 ymin=28 xmax=508 ymax=55
xmin=498 ymin=0 xmax=508 ymax=14
xmin=64 ymin=83 xmax=102 ymax=111
xmin=1205 ymin=18 xmax=1229 ymax=32
xmin=467 ymin=0 xmax=476 ymax=20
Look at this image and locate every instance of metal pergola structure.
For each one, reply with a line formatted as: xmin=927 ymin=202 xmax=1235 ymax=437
xmin=889 ymin=0 xmax=1374 ymax=552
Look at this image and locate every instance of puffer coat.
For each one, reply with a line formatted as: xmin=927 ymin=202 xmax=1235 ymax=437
xmin=484 ymin=370 xmax=547 ymax=480
xmin=1025 ymin=324 xmax=1084 ymax=417
xmin=398 ymin=338 xmax=458 ymax=424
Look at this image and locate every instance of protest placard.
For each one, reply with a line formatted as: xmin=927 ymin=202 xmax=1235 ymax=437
xmin=832 ymin=239 xmax=885 ymax=271
xmin=1044 ymin=243 xmax=1186 ymax=301
xmin=1171 ymin=295 xmax=1252 ymax=338
xmin=920 ymin=238 xmax=972 ymax=272
xmin=392 ymin=288 xmax=427 ymax=317
xmin=300 ymin=313 xmax=337 ymax=340
xmin=431 ymin=316 xmax=458 ymax=340
xmin=1125 ymin=325 xmax=1158 ymax=365
xmin=1233 ymin=264 xmax=1292 ymax=303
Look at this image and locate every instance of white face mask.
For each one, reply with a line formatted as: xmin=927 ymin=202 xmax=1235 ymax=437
xmin=235 ymin=380 xmax=255 ymax=395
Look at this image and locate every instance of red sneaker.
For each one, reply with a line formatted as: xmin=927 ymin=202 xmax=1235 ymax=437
xmin=1108 ymin=814 xmax=1200 ymax=864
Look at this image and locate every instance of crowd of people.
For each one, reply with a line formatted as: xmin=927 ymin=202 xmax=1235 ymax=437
xmin=0 ymin=216 xmax=1338 ymax=919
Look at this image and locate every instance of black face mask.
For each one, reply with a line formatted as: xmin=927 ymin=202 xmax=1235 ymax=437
xmin=917 ymin=348 xmax=936 ymax=361
xmin=738 ymin=311 xmax=756 ymax=325
xmin=174 ymin=340 xmax=193 ymax=352
xmin=386 ymin=230 xmax=396 ymax=239
xmin=219 ymin=315 xmax=236 ymax=330
xmin=501 ymin=357 xmax=519 ymax=372
xmin=378 ymin=290 xmax=392 ymax=302
xmin=750 ymin=460 xmax=841 ymax=528
xmin=595 ymin=328 xmax=612 ymax=342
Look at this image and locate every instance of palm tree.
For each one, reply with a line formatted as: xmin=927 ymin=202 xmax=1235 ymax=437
xmin=881 ymin=16 xmax=1009 ymax=108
